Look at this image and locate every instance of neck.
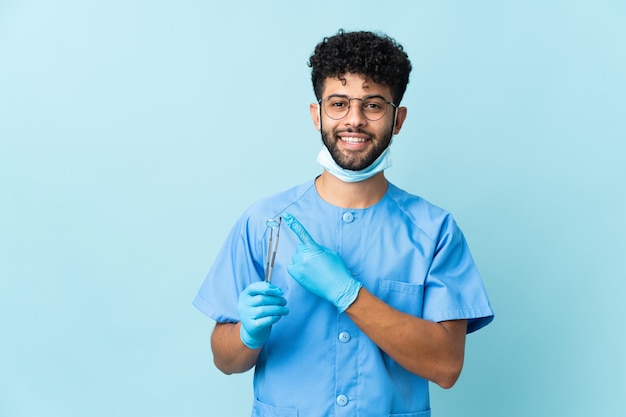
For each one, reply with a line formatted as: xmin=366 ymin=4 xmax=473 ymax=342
xmin=315 ymin=170 xmax=388 ymax=209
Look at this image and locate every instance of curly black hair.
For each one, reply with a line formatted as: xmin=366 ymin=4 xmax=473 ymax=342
xmin=308 ymin=29 xmax=412 ymax=104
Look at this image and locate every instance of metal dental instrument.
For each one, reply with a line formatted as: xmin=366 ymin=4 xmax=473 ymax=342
xmin=264 ymin=217 xmax=281 ymax=283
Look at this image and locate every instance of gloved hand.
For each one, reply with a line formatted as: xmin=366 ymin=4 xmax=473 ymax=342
xmin=237 ymin=281 xmax=289 ymax=349
xmin=283 ymin=212 xmax=362 ymax=313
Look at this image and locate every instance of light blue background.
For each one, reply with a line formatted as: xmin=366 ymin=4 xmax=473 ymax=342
xmin=1 ymin=1 xmax=624 ymax=416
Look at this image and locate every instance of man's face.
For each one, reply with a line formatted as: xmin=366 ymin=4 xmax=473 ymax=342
xmin=310 ymin=73 xmax=405 ymax=171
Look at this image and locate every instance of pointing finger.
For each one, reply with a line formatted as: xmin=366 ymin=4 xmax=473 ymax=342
xmin=283 ymin=212 xmax=316 ymax=246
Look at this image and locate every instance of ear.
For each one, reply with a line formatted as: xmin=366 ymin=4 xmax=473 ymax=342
xmin=310 ymin=103 xmax=321 ymax=131
xmin=393 ymin=106 xmax=408 ymax=135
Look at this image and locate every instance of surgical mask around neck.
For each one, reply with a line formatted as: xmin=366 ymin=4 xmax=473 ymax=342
xmin=316 ymin=145 xmax=392 ymax=183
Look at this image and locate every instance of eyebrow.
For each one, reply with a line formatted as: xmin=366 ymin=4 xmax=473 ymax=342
xmin=325 ymin=94 xmax=388 ymax=100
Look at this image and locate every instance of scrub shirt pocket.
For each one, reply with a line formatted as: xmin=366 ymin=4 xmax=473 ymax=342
xmin=378 ymin=280 xmax=425 ymax=317
xmin=388 ymin=410 xmax=431 ymax=417
xmin=252 ymin=398 xmax=298 ymax=417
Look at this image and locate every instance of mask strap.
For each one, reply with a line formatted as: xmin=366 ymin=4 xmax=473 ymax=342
xmin=391 ymin=106 xmax=398 ymax=136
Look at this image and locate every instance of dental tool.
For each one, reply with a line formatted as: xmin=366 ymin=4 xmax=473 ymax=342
xmin=264 ymin=217 xmax=281 ymax=283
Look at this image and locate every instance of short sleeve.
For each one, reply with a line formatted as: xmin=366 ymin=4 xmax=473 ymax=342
xmin=192 ymin=214 xmax=265 ymax=323
xmin=422 ymin=215 xmax=494 ymax=333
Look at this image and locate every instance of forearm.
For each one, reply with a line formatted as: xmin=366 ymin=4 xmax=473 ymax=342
xmin=345 ymin=287 xmax=467 ymax=388
xmin=211 ymin=322 xmax=261 ymax=374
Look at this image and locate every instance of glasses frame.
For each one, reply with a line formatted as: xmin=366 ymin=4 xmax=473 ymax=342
xmin=319 ymin=94 xmax=398 ymax=121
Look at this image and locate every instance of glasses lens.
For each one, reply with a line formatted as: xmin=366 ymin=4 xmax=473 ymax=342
xmin=361 ymin=97 xmax=388 ymax=121
xmin=324 ymin=96 xmax=350 ymax=120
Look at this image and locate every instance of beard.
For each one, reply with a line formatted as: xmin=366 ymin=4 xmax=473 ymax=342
xmin=320 ymin=126 xmax=393 ymax=171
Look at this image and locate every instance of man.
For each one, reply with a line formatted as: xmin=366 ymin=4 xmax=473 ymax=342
xmin=194 ymin=30 xmax=494 ymax=416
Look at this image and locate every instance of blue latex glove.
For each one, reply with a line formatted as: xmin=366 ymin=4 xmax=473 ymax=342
xmin=237 ymin=281 xmax=289 ymax=349
xmin=283 ymin=212 xmax=362 ymax=313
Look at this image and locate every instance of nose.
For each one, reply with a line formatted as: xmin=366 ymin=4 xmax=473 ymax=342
xmin=344 ymin=99 xmax=367 ymax=127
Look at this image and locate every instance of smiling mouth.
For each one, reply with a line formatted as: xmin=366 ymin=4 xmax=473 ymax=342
xmin=339 ymin=136 xmax=369 ymax=144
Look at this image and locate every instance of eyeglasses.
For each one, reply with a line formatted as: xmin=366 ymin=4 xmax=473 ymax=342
xmin=320 ymin=94 xmax=397 ymax=121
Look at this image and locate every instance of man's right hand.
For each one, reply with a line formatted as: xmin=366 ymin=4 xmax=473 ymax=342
xmin=237 ymin=281 xmax=289 ymax=349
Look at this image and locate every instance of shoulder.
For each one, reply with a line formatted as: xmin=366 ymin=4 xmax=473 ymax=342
xmin=385 ymin=182 xmax=458 ymax=242
xmin=242 ymin=179 xmax=317 ymax=222
xmin=216 ymin=179 xmax=317 ymax=255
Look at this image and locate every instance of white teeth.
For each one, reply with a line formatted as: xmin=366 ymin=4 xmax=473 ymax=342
xmin=341 ymin=137 xmax=367 ymax=144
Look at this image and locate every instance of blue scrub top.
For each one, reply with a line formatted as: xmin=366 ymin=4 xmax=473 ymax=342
xmin=194 ymin=180 xmax=494 ymax=417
